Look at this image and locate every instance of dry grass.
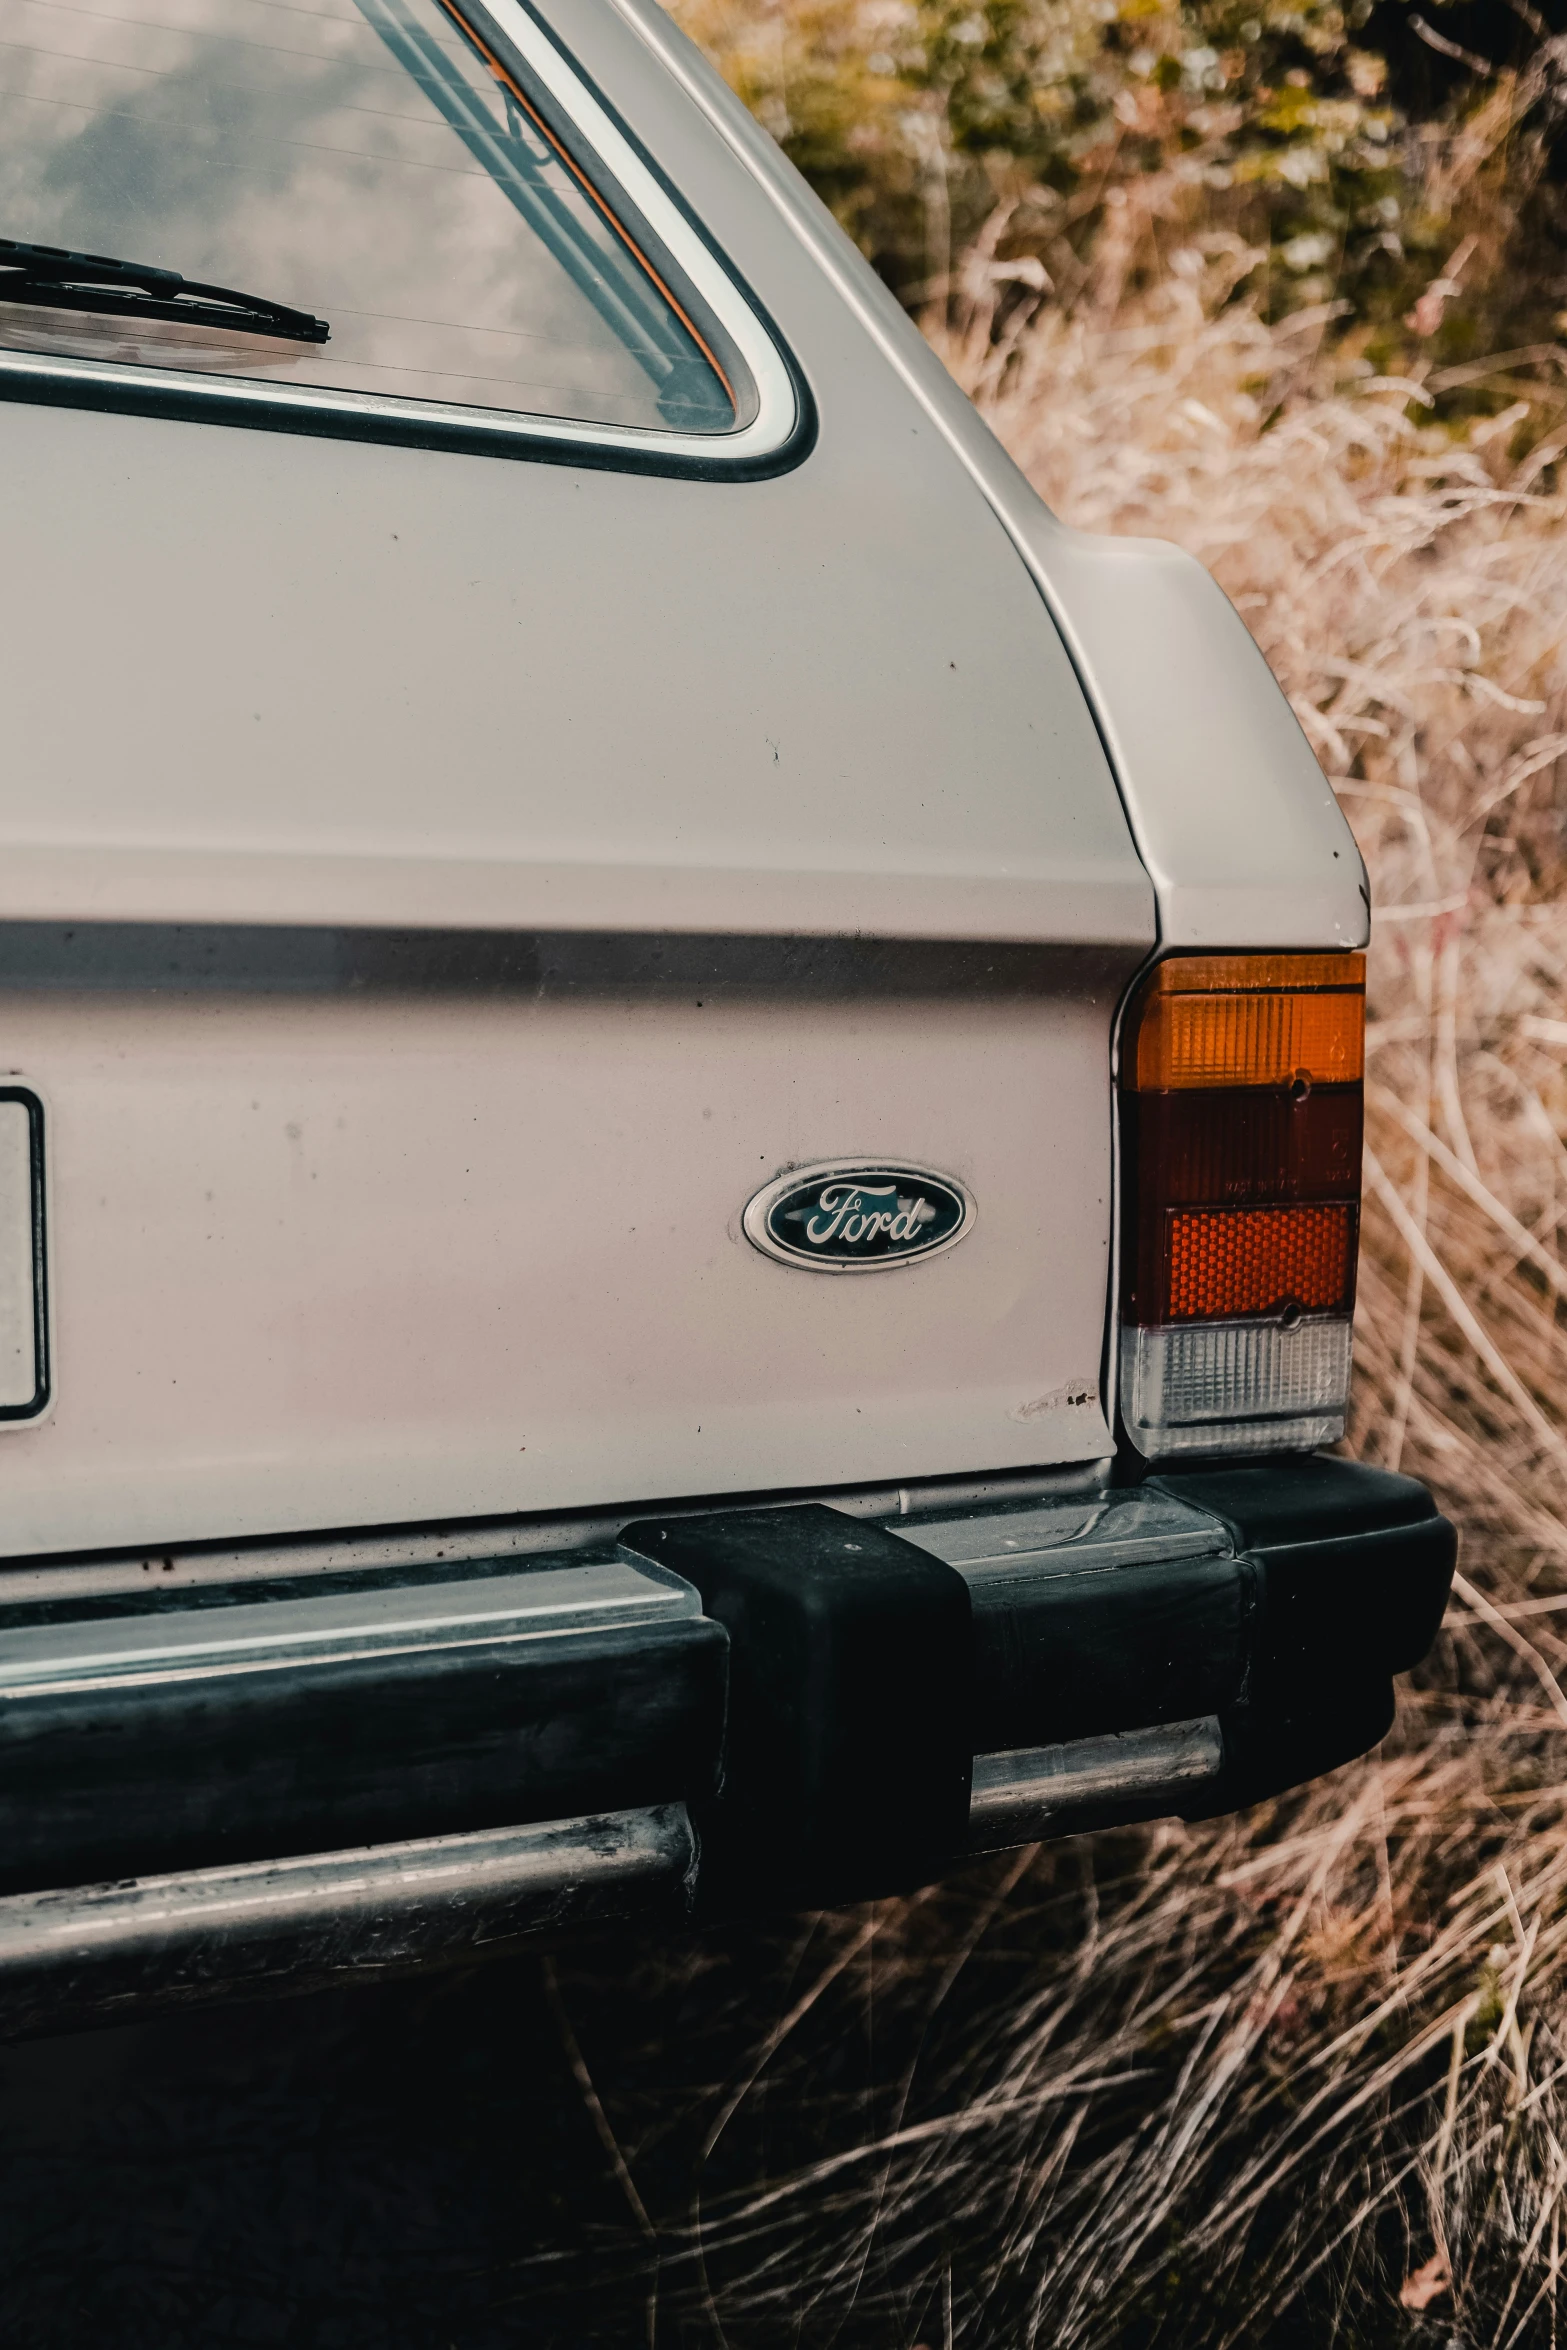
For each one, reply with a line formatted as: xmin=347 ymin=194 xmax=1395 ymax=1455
xmin=536 ymin=252 xmax=1567 ymax=2349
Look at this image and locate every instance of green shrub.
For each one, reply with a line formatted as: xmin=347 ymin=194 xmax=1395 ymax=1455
xmin=670 ymin=0 xmax=1567 ymax=401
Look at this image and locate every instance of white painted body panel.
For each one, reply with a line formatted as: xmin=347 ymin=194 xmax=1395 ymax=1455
xmin=0 ymin=384 xmax=1148 ymax=949
xmin=0 ymin=972 xmax=1118 ymax=1554
xmin=612 ymin=0 xmax=1369 ymax=954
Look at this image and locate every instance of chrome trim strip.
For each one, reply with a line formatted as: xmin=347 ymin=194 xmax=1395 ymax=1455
xmin=902 ymin=1487 xmax=1230 ymax=1578
xmin=0 ymin=1803 xmax=695 ymax=2025
xmin=0 ymin=0 xmax=798 ymax=470
xmin=967 ymin=1716 xmax=1224 ymax=1851
xmin=0 ymin=1467 xmax=1108 ymax=1603
xmin=0 ymin=1556 xmax=696 ymax=1696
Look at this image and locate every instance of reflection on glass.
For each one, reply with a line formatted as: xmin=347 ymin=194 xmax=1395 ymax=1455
xmin=0 ymin=0 xmax=735 ymax=429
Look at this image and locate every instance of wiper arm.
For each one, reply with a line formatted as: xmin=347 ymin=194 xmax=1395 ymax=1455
xmin=0 ymin=239 xmax=329 ymax=345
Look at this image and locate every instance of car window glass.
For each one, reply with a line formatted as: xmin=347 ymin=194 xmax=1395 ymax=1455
xmin=0 ymin=0 xmax=736 ymax=430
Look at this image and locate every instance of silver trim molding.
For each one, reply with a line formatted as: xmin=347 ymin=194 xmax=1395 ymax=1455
xmin=0 ymin=1803 xmax=696 ymax=2031
xmin=0 ymin=1555 xmax=698 ymax=1698
xmin=0 ymin=1466 xmax=1106 ymax=1603
xmin=968 ymin=1716 xmax=1225 ymax=1851
xmin=902 ymin=1486 xmax=1230 ymax=1577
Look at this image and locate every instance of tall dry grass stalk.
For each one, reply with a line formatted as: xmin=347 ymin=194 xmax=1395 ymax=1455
xmin=543 ymin=259 xmax=1567 ymax=2348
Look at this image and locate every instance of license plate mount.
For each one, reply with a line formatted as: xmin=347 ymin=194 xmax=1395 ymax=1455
xmin=0 ymin=1089 xmax=48 ymax=1420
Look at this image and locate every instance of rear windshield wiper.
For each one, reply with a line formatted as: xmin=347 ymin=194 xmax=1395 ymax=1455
xmin=0 ymin=239 xmax=329 ymax=345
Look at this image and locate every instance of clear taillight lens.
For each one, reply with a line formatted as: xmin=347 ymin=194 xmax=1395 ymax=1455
xmin=1118 ymin=952 xmax=1365 ymax=1459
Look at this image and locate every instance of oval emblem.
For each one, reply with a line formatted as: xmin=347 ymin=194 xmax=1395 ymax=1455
xmin=743 ymin=1160 xmax=974 ymax=1273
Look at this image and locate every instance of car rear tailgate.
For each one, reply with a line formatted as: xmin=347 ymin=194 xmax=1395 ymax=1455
xmin=0 ymin=927 xmax=1133 ymax=1554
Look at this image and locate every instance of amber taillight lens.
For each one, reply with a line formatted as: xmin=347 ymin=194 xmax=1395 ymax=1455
xmin=1118 ymin=952 xmax=1365 ymax=1458
xmin=1132 ymin=954 xmax=1365 ymax=1089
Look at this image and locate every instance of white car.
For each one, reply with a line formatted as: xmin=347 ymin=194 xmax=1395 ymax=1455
xmin=0 ymin=0 xmax=1450 ymax=2022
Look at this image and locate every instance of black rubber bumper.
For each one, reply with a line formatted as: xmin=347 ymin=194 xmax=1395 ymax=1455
xmin=619 ymin=1504 xmax=974 ymax=1907
xmin=623 ymin=1456 xmax=1455 ymax=1900
xmin=0 ymin=1565 xmax=728 ymax=1897
xmin=0 ymin=1455 xmax=1454 ymax=1912
xmin=1148 ymin=1456 xmax=1456 ymax=1813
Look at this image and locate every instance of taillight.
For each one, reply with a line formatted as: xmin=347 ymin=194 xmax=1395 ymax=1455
xmin=1118 ymin=952 xmax=1365 ymax=1458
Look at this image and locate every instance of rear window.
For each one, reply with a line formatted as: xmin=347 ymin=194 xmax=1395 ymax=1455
xmin=0 ymin=0 xmax=744 ymax=434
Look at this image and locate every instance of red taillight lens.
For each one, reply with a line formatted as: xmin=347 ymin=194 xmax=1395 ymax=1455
xmin=1165 ymin=1202 xmax=1356 ymax=1321
xmin=1119 ymin=953 xmax=1365 ymax=1458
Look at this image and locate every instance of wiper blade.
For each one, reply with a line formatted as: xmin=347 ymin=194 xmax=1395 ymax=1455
xmin=0 ymin=239 xmax=329 ymax=345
